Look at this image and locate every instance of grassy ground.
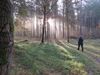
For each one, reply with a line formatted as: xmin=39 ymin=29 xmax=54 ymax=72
xmin=11 ymin=39 xmax=100 ymax=75
xmin=60 ymin=39 xmax=100 ymax=75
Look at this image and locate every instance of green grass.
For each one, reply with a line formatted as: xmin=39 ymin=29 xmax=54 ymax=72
xmin=62 ymin=39 xmax=100 ymax=75
xmin=11 ymin=41 xmax=87 ymax=75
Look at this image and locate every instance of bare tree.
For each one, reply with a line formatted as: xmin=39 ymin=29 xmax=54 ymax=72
xmin=35 ymin=0 xmax=58 ymax=43
xmin=64 ymin=0 xmax=75 ymax=42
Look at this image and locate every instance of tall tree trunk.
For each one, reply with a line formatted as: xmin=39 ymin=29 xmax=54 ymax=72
xmin=0 ymin=0 xmax=14 ymax=75
xmin=67 ymin=23 xmax=70 ymax=43
xmin=66 ymin=12 xmax=70 ymax=43
xmin=79 ymin=0 xmax=83 ymax=36
xmin=63 ymin=1 xmax=65 ymax=39
xmin=41 ymin=6 xmax=46 ymax=43
xmin=45 ymin=18 xmax=47 ymax=41
xmin=66 ymin=13 xmax=70 ymax=43
xmin=54 ymin=17 xmax=57 ymax=39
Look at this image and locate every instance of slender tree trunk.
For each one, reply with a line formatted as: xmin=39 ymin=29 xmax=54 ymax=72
xmin=66 ymin=12 xmax=70 ymax=43
xmin=63 ymin=1 xmax=65 ymax=39
xmin=45 ymin=18 xmax=47 ymax=41
xmin=54 ymin=17 xmax=57 ymax=39
xmin=67 ymin=23 xmax=70 ymax=43
xmin=63 ymin=19 xmax=65 ymax=39
xmin=59 ymin=19 xmax=61 ymax=39
xmin=80 ymin=0 xmax=83 ymax=36
xmin=65 ymin=0 xmax=71 ymax=43
xmin=41 ymin=6 xmax=46 ymax=43
xmin=0 ymin=0 xmax=14 ymax=75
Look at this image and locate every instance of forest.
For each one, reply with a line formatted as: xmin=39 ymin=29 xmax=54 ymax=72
xmin=0 ymin=0 xmax=100 ymax=75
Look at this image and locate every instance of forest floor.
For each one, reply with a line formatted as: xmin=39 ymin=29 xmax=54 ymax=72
xmin=57 ymin=39 xmax=100 ymax=75
xmin=11 ymin=39 xmax=100 ymax=75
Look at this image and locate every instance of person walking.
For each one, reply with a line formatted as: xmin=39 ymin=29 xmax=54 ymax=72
xmin=78 ymin=37 xmax=84 ymax=52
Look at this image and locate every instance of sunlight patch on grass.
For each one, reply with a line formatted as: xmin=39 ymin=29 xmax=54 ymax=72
xmin=13 ymin=42 xmax=87 ymax=75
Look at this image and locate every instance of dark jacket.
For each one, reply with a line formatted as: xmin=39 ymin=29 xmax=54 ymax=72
xmin=78 ymin=37 xmax=83 ymax=44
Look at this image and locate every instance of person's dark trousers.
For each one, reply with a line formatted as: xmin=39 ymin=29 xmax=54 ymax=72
xmin=78 ymin=43 xmax=84 ymax=52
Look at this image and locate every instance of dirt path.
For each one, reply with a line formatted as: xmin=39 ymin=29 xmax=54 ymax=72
xmin=70 ymin=43 xmax=100 ymax=66
xmin=67 ymin=43 xmax=100 ymax=66
xmin=68 ymin=44 xmax=100 ymax=75
xmin=56 ymin=40 xmax=100 ymax=75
